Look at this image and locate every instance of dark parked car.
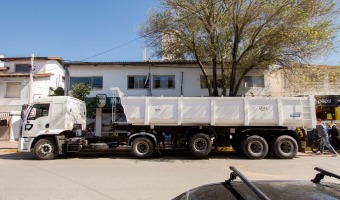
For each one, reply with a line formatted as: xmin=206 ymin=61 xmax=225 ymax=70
xmin=173 ymin=166 xmax=340 ymax=200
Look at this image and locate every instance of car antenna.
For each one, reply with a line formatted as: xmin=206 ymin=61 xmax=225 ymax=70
xmin=226 ymin=166 xmax=270 ymax=200
xmin=311 ymin=167 xmax=340 ymax=183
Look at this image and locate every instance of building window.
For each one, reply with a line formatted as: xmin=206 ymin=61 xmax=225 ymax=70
xmin=200 ymin=75 xmax=224 ymax=89
xmin=153 ymin=75 xmax=175 ymax=89
xmin=15 ymin=64 xmax=31 ymax=73
xmin=70 ymin=77 xmax=103 ymax=90
xmin=128 ymin=76 xmax=149 ymax=89
xmin=244 ymin=76 xmax=265 ymax=88
xmin=6 ymin=82 xmax=21 ymax=98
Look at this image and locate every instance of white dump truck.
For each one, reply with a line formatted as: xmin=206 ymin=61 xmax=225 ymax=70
xmin=19 ymin=87 xmax=316 ymax=160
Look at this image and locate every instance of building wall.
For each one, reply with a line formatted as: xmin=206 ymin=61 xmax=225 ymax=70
xmin=0 ymin=58 xmax=65 ymax=141
xmin=67 ymin=64 xmax=272 ymax=98
xmin=270 ymin=67 xmax=340 ymax=97
xmin=68 ymin=64 xmax=206 ymax=97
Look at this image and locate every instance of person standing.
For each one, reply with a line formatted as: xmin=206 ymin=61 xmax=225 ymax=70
xmin=330 ymin=124 xmax=340 ymax=150
xmin=316 ymin=118 xmax=339 ymax=157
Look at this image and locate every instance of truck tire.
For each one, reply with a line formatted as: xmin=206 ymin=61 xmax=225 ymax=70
xmin=241 ymin=136 xmax=268 ymax=159
xmin=34 ymin=138 xmax=58 ymax=160
xmin=131 ymin=137 xmax=154 ymax=159
xmin=188 ymin=133 xmax=212 ymax=158
xmin=272 ymin=135 xmax=298 ymax=159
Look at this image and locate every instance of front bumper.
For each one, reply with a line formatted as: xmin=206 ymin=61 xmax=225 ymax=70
xmin=18 ymin=137 xmax=34 ymax=152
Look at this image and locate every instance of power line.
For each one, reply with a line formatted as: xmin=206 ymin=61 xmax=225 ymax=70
xmin=77 ymin=0 xmax=225 ymax=62
xmin=80 ymin=37 xmax=142 ymax=61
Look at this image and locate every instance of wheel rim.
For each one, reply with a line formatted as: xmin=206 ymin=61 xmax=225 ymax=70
xmin=279 ymin=140 xmax=294 ymax=153
xmin=194 ymin=138 xmax=207 ymax=151
xmin=137 ymin=142 xmax=149 ymax=154
xmin=249 ymin=141 xmax=263 ymax=154
xmin=37 ymin=143 xmax=53 ymax=157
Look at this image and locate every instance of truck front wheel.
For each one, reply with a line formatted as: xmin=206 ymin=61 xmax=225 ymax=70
xmin=131 ymin=137 xmax=155 ymax=159
xmin=34 ymin=138 xmax=58 ymax=160
xmin=188 ymin=133 xmax=212 ymax=158
xmin=241 ymin=136 xmax=268 ymax=159
xmin=272 ymin=135 xmax=298 ymax=159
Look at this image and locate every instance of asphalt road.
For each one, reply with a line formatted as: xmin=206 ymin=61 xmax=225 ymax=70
xmin=1 ymin=151 xmax=340 ymax=200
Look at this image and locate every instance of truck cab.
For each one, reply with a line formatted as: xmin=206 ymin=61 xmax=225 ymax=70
xmin=19 ymin=96 xmax=86 ymax=159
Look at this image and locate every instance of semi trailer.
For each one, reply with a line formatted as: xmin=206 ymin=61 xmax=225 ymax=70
xmin=19 ymin=87 xmax=316 ymax=160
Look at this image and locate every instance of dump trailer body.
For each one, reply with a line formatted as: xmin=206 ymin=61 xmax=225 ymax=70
xmin=109 ymin=87 xmax=316 ymax=159
xmin=112 ymin=87 xmax=316 ymax=129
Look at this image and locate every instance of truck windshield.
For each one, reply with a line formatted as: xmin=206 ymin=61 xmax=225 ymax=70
xmin=27 ymin=104 xmax=50 ymax=120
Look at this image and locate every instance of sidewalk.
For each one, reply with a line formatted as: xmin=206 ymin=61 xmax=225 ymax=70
xmin=0 ymin=140 xmax=19 ymax=152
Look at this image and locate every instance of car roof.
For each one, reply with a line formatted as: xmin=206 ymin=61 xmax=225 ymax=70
xmin=174 ymin=166 xmax=340 ymax=200
xmin=174 ymin=180 xmax=340 ymax=200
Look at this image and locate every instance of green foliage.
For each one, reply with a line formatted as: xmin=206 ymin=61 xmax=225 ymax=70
xmin=71 ymin=83 xmax=91 ymax=101
xmin=52 ymin=87 xmax=64 ymax=96
xmin=71 ymin=83 xmax=100 ymax=118
xmin=86 ymin=97 xmax=99 ymax=119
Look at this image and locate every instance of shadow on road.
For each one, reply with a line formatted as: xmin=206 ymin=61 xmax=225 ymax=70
xmin=0 ymin=152 xmax=36 ymax=160
xmin=0 ymin=150 xmax=291 ymax=161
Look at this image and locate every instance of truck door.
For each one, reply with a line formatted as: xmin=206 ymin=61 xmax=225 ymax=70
xmin=22 ymin=103 xmax=50 ymax=137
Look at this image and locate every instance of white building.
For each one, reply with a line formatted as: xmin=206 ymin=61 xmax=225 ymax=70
xmin=65 ymin=61 xmax=270 ymax=136
xmin=0 ymin=56 xmax=64 ymax=141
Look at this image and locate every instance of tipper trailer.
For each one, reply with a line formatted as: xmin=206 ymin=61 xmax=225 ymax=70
xmin=19 ymin=87 xmax=316 ymax=160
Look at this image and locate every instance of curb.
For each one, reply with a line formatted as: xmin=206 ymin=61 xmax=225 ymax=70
xmin=0 ymin=149 xmax=18 ymax=153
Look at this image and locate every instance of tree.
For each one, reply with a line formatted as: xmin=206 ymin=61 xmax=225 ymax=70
xmin=85 ymin=97 xmax=99 ymax=119
xmin=50 ymin=87 xmax=64 ymax=96
xmin=139 ymin=0 xmax=338 ymax=96
xmin=70 ymin=83 xmax=98 ymax=118
xmin=71 ymin=83 xmax=91 ymax=101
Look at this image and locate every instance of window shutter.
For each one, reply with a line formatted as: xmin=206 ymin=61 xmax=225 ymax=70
xmin=6 ymin=82 xmax=21 ymax=98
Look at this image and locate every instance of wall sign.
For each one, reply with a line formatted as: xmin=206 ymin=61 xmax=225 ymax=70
xmin=315 ymin=95 xmax=340 ymax=107
xmin=96 ymin=94 xmax=107 ymax=108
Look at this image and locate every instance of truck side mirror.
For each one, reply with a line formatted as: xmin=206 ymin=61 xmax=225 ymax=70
xmin=21 ymin=104 xmax=29 ymax=120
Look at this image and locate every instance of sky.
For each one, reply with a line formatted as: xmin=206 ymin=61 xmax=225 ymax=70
xmin=0 ymin=0 xmax=162 ymax=62
xmin=0 ymin=0 xmax=339 ymax=65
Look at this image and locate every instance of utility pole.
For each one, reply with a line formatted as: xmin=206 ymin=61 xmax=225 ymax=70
xmin=28 ymin=54 xmax=34 ymax=104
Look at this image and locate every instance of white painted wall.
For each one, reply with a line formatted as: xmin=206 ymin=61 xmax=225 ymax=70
xmin=0 ymin=58 xmax=65 ymax=140
xmin=68 ymin=64 xmax=272 ymax=98
xmin=68 ymin=65 xmax=205 ymax=97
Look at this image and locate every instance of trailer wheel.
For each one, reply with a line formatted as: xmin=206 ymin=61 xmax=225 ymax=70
xmin=188 ymin=133 xmax=212 ymax=158
xmin=34 ymin=138 xmax=58 ymax=160
xmin=272 ymin=135 xmax=298 ymax=159
xmin=131 ymin=137 xmax=154 ymax=159
xmin=241 ymin=136 xmax=268 ymax=159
